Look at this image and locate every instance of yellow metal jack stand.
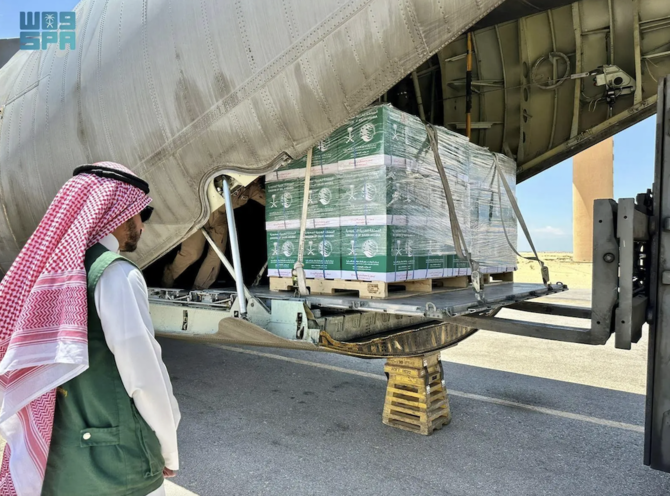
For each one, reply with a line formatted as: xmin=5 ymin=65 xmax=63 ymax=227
xmin=382 ymin=353 xmax=451 ymax=435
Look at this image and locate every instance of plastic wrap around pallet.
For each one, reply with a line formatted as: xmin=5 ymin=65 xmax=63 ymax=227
xmin=265 ymin=104 xmax=518 ymax=283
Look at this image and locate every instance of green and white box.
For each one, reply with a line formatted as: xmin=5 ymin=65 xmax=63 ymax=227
xmin=307 ymin=174 xmax=339 ymax=228
xmin=267 ymin=230 xmax=300 ymax=277
xmin=310 ymin=132 xmax=342 ymax=174
xmin=338 ymin=105 xmax=418 ymax=170
xmin=265 ymin=179 xmax=305 ymax=230
xmin=341 ymin=225 xmax=419 ymax=282
xmin=266 ymin=228 xmax=341 ymax=279
xmin=303 ymin=227 xmax=342 ymax=279
xmin=445 ymin=254 xmax=472 ymax=276
xmin=405 ymin=218 xmax=431 ymax=280
xmin=265 ymin=175 xmax=339 ymax=230
xmin=338 ymin=165 xmax=408 ymax=226
xmin=425 ymin=247 xmax=447 ymax=278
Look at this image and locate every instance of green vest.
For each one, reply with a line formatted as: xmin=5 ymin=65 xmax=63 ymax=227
xmin=42 ymin=244 xmax=164 ymax=496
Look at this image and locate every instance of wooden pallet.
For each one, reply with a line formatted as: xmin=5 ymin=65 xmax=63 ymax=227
xmin=269 ymin=275 xmax=470 ymax=299
xmin=269 ymin=271 xmax=514 ymax=299
xmin=382 ymin=354 xmax=451 ymax=435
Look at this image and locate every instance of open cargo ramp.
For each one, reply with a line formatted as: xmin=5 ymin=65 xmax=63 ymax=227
xmin=150 ymin=279 xmax=567 ymax=358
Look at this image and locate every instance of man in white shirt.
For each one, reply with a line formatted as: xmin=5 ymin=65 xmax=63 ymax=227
xmin=96 ymin=227 xmax=182 ymax=486
xmin=0 ymin=162 xmax=180 ymax=496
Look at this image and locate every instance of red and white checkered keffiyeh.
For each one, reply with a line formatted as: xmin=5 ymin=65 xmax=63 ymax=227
xmin=0 ymin=161 xmax=152 ymax=495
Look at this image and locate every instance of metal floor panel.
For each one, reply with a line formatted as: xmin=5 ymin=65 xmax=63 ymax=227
xmin=253 ymin=282 xmax=567 ymax=320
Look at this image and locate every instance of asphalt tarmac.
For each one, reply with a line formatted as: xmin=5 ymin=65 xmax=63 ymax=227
xmin=1 ymin=286 xmax=663 ymax=495
xmin=161 ymin=316 xmax=670 ymax=496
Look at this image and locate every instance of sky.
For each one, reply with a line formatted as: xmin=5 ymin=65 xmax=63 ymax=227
xmin=516 ymin=116 xmax=656 ymax=252
xmin=1 ymin=1 xmax=658 ymax=253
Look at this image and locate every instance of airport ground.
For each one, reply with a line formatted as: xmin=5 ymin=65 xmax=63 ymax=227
xmin=157 ymin=253 xmax=667 ymax=495
xmin=3 ymin=254 xmax=668 ymax=495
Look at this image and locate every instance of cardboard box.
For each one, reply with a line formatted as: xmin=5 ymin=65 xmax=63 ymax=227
xmin=338 ymin=105 xmax=418 ymax=170
xmin=339 ymin=166 xmax=400 ymax=226
xmin=267 ymin=230 xmax=299 ymax=277
xmin=264 ymin=174 xmax=340 ymax=230
xmin=306 ymin=174 xmax=339 ymax=227
xmin=265 ymin=180 xmax=304 ymax=231
xmin=267 ymin=228 xmax=341 ymax=279
xmin=340 ymin=225 xmax=423 ymax=282
xmin=303 ymin=227 xmax=341 ymax=279
xmin=468 ymin=151 xmax=517 ymax=272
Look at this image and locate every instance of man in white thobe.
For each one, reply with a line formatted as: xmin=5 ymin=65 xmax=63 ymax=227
xmin=96 ymin=233 xmax=181 ymax=495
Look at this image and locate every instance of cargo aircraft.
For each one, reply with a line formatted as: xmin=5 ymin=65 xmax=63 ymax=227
xmin=2 ymin=0 xmax=670 ymax=467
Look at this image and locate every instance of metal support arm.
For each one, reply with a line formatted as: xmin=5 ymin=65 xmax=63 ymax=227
xmin=447 ymin=315 xmax=594 ymax=344
xmin=201 ymin=227 xmax=252 ymax=302
xmin=459 ymin=192 xmax=651 ymax=348
xmin=221 ymin=177 xmax=247 ymax=315
xmin=506 ymin=301 xmax=592 ymax=320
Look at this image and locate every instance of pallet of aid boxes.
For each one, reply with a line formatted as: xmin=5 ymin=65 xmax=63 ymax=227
xmin=265 ymin=105 xmax=422 ymax=289
xmin=418 ymin=124 xmax=519 ymax=279
xmin=338 ymin=105 xmax=424 ymax=283
xmin=265 ymin=103 xmax=518 ymax=297
xmin=467 ymin=144 xmax=519 ymax=276
xmin=336 ymin=105 xmax=501 ymax=284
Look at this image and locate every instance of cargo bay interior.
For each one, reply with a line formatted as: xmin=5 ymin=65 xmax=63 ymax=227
xmin=143 ymin=188 xmax=269 ymax=291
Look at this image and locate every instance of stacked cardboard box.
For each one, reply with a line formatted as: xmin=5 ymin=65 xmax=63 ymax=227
xmin=265 ymin=103 xmax=518 ymax=284
xmin=267 ymin=227 xmax=341 ymax=279
xmin=468 ymin=150 xmax=519 ymax=274
xmin=266 ymin=136 xmax=343 ymax=278
xmin=413 ymin=126 xmax=473 ymax=278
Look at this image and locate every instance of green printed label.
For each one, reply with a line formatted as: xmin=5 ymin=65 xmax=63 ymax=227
xmin=267 ymin=229 xmax=341 ymax=279
xmin=311 ymin=131 xmax=341 ymax=173
xmin=267 ymin=230 xmax=300 ymax=277
xmin=306 ymin=175 xmax=339 ymax=227
xmin=446 ymin=254 xmax=472 ymax=276
xmin=303 ymin=228 xmax=341 ymax=279
xmin=338 ymin=165 xmax=415 ymax=226
xmin=265 ymin=180 xmax=304 ymax=230
xmin=338 ymin=167 xmax=388 ymax=224
xmin=338 ymin=105 xmax=418 ymax=169
xmin=340 ymin=225 xmax=423 ymax=281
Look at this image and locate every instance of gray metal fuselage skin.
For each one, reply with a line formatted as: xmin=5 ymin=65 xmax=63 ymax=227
xmin=0 ymin=0 xmax=503 ymax=274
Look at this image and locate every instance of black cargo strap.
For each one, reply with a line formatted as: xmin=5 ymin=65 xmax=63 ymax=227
xmin=492 ymin=155 xmax=551 ymax=287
